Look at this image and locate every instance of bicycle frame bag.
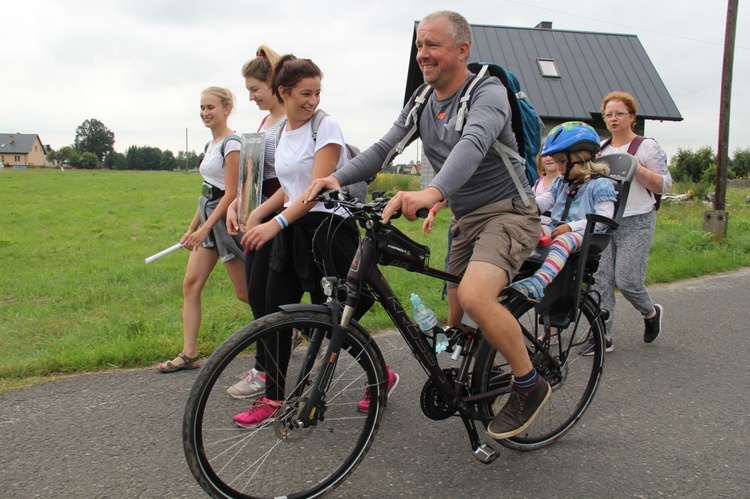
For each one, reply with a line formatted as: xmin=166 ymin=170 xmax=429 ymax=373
xmin=376 ymin=224 xmax=430 ymax=272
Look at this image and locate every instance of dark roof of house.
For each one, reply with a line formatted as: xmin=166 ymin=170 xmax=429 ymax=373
xmin=0 ymin=133 xmax=42 ymax=154
xmin=404 ymin=22 xmax=682 ymax=122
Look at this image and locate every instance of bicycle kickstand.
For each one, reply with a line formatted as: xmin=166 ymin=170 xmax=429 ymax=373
xmin=459 ymin=409 xmax=499 ymax=464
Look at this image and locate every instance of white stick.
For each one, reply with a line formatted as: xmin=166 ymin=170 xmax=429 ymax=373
xmin=145 ymin=243 xmax=184 ymax=264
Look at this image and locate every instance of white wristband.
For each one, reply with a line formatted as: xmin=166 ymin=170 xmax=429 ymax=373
xmin=274 ymin=214 xmax=288 ymax=230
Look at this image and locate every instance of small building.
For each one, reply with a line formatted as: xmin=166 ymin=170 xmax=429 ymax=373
xmin=404 ymin=21 xmax=682 ymax=139
xmin=0 ymin=133 xmax=47 ymax=168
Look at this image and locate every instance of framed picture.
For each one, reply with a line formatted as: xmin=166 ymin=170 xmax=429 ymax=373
xmin=236 ymin=132 xmax=265 ymax=229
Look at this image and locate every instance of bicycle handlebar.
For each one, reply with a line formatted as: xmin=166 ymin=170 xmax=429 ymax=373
xmin=314 ymin=189 xmax=430 ymax=221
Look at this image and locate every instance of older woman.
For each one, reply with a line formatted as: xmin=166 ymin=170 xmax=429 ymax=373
xmin=591 ymin=91 xmax=672 ymax=354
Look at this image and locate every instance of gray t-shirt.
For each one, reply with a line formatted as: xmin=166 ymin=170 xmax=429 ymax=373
xmin=333 ymin=73 xmax=531 ymax=219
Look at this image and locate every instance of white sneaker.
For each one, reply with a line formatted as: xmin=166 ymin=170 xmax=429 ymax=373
xmin=227 ymin=369 xmax=266 ymax=399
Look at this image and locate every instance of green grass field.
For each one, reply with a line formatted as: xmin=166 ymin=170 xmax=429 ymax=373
xmin=1 ymin=168 xmax=749 ymax=392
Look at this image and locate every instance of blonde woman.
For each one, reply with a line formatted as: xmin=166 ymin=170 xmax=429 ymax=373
xmin=158 ymin=87 xmax=247 ymax=372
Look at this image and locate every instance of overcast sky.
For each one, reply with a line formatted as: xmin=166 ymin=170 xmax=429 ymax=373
xmin=2 ymin=0 xmax=748 ymax=164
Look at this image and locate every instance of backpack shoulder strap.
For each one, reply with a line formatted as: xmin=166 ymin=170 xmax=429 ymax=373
xmin=405 ymin=83 xmax=433 ymax=128
xmin=203 ymin=134 xmax=240 ymax=158
xmin=600 ymin=136 xmax=645 ymax=156
xmin=257 ymin=114 xmax=270 ymax=132
xmin=455 ymin=64 xmax=488 ymax=132
xmin=627 ymin=135 xmax=645 ymax=155
xmin=310 ymin=109 xmax=328 ymax=141
xmin=219 ymin=134 xmax=241 ymax=157
xmin=275 ymin=121 xmax=285 ymax=147
xmin=381 ymin=83 xmax=433 ymax=169
xmin=491 ymin=140 xmax=530 ymax=207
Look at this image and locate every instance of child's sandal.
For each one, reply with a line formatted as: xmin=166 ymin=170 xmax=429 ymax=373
xmin=508 ymin=278 xmax=546 ymax=304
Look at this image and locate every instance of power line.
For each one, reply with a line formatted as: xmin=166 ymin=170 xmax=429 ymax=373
xmin=502 ymin=0 xmax=748 ymax=49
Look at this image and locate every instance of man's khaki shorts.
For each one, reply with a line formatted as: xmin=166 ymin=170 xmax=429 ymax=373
xmin=447 ymin=197 xmax=540 ymax=287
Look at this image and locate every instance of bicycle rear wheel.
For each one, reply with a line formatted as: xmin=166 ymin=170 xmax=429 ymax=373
xmin=183 ymin=310 xmax=386 ymax=498
xmin=474 ymin=293 xmax=605 ymax=450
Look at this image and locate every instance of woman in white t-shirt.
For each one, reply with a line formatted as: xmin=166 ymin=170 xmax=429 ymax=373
xmin=158 ymin=87 xmax=248 ymax=373
xmin=232 ymin=55 xmax=381 ymax=428
xmin=593 ymin=91 xmax=672 ymax=353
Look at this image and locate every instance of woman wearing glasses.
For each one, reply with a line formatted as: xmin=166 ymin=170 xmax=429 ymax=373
xmin=594 ymin=91 xmax=672 ymax=353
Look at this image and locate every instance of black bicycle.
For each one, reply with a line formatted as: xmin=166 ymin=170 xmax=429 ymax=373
xmin=183 ymin=154 xmax=637 ymax=498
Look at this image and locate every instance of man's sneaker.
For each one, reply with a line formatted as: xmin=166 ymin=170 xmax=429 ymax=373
xmin=233 ymin=396 xmax=280 ymax=428
xmin=579 ymin=335 xmax=614 ymax=356
xmin=226 ymin=369 xmax=266 ymax=399
xmin=487 ymin=376 xmax=551 ymax=440
xmin=357 ymin=365 xmax=400 ymax=413
xmin=644 ymin=304 xmax=663 ymax=343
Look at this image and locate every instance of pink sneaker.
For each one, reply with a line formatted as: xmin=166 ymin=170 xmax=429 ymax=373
xmin=357 ymin=365 xmax=399 ymax=413
xmin=233 ymin=396 xmax=281 ymax=428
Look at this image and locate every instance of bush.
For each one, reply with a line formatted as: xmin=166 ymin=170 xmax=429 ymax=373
xmin=691 ymin=181 xmax=713 ymax=201
xmin=368 ymin=173 xmax=420 ymax=197
xmin=731 ymin=147 xmax=750 ymax=178
xmin=80 ymin=151 xmax=101 ymax=169
xmin=670 ymin=146 xmax=716 ymax=183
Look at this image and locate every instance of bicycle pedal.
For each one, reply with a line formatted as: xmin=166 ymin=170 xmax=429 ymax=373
xmin=472 ymin=443 xmax=499 ymax=464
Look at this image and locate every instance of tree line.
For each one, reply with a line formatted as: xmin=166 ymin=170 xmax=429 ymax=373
xmin=46 ymin=118 xmax=203 ymax=171
xmin=670 ymin=146 xmax=750 ymax=184
xmin=50 ymin=118 xmax=750 ymax=180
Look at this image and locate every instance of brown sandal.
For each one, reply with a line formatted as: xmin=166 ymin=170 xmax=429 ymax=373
xmin=158 ymin=353 xmax=201 ymax=373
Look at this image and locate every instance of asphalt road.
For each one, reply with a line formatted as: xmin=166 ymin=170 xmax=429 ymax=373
xmin=2 ymin=269 xmax=749 ymax=498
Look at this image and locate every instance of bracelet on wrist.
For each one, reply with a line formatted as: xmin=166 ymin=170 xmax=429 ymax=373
xmin=429 ymin=208 xmax=438 ymax=216
xmin=274 ymin=214 xmax=289 ymax=230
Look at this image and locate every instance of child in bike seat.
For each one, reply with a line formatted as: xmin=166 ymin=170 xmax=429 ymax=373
xmin=509 ymin=122 xmax=616 ymax=303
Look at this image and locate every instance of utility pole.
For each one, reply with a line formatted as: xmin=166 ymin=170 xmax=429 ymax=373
xmin=704 ymin=0 xmax=738 ymax=240
xmin=185 ymin=127 xmax=189 ymax=173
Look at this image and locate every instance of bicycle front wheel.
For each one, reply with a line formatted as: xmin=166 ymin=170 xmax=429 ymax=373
xmin=474 ymin=293 xmax=605 ymax=450
xmin=183 ymin=310 xmax=387 ymax=498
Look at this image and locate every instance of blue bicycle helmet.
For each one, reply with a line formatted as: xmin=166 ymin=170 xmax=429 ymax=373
xmin=541 ymin=121 xmax=600 ymax=156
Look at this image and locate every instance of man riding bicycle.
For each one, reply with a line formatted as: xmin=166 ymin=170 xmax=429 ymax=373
xmin=307 ymin=10 xmax=548 ymax=439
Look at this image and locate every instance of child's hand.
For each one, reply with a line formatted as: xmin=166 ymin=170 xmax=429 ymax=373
xmin=551 ymin=224 xmax=572 ymax=238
